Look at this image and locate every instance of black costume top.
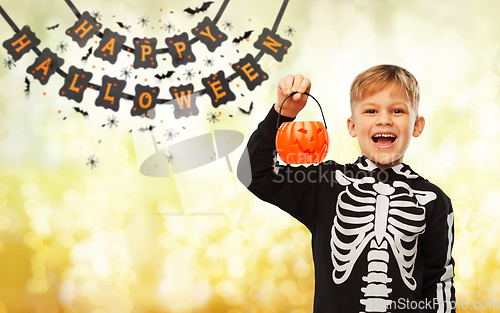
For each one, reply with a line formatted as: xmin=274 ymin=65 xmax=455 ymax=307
xmin=237 ymin=107 xmax=455 ymax=313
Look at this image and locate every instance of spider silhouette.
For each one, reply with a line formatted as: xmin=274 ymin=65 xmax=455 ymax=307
xmin=222 ymin=20 xmax=233 ymax=31
xmin=138 ymin=15 xmax=149 ymax=27
xmin=165 ymin=152 xmax=174 ymax=164
xmin=56 ymin=41 xmax=68 ymax=53
xmin=120 ymin=67 xmax=132 ymax=80
xmin=86 ymin=155 xmax=99 ymax=169
xmin=207 ymin=111 xmax=220 ymax=123
xmin=106 ymin=115 xmax=119 ymax=128
xmin=164 ymin=128 xmax=177 ymax=141
xmin=204 ymin=57 xmax=214 ymax=67
xmin=283 ymin=26 xmax=296 ymax=37
xmin=3 ymin=57 xmax=15 ymax=70
xmin=164 ymin=21 xmax=175 ymax=33
xmin=91 ymin=10 xmax=102 ymax=21
xmin=183 ymin=68 xmax=196 ymax=80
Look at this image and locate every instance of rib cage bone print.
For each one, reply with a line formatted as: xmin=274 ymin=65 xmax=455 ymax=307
xmin=330 ymin=170 xmax=437 ymax=312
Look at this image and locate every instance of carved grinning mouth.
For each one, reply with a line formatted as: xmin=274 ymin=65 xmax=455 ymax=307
xmin=372 ymin=133 xmax=396 ymax=145
xmin=291 ymin=127 xmax=324 ymax=155
xmin=293 ymin=139 xmax=316 ymax=155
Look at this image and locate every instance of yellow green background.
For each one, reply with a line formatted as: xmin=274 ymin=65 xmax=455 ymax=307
xmin=1 ymin=0 xmax=499 ymax=312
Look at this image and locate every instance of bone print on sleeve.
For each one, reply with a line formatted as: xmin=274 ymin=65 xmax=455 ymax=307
xmin=421 ymin=192 xmax=456 ymax=312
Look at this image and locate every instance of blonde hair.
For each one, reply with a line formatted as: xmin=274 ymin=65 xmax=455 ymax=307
xmin=350 ymin=64 xmax=420 ymax=114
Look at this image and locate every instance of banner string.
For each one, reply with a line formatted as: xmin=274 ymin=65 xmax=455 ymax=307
xmin=227 ymin=0 xmax=289 ymax=82
xmin=0 ymin=5 xmax=20 ymax=32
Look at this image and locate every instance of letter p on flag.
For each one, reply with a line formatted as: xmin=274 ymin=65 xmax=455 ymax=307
xmin=132 ymin=94 xmax=248 ymax=214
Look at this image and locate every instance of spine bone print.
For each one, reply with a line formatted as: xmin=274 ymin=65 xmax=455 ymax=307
xmin=360 ymin=190 xmax=394 ymax=312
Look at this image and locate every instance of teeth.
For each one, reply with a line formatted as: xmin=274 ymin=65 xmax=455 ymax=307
xmin=373 ymin=134 xmax=395 ymax=138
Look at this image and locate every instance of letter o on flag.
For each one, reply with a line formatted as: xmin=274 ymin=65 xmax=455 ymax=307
xmin=139 ymin=92 xmax=152 ymax=109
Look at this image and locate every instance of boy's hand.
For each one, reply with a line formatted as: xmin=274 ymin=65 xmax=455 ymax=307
xmin=275 ymin=74 xmax=311 ymax=118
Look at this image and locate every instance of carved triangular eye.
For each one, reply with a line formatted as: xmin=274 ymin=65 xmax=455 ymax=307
xmin=298 ymin=128 xmax=308 ymax=134
xmin=310 ymin=136 xmax=315 ymax=142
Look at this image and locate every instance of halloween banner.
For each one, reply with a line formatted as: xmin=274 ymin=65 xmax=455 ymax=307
xmin=1 ymin=0 xmax=291 ymax=119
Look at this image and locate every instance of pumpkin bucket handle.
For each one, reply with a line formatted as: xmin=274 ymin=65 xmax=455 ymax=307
xmin=276 ymin=92 xmax=328 ymax=130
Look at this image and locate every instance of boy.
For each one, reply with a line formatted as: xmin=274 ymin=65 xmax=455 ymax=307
xmin=237 ymin=65 xmax=455 ymax=312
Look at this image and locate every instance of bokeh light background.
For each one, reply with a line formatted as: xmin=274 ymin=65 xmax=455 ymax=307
xmin=1 ymin=0 xmax=500 ymax=312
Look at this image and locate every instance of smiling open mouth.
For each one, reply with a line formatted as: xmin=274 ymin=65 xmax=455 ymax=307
xmin=372 ymin=133 xmax=396 ymax=145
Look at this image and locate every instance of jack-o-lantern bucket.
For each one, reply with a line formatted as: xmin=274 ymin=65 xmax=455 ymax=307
xmin=275 ymin=92 xmax=330 ymax=164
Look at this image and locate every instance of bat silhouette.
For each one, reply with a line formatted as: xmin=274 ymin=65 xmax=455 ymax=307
xmin=138 ymin=125 xmax=156 ymax=132
xmin=117 ymin=22 xmax=131 ymax=30
xmin=81 ymin=47 xmax=93 ymax=61
xmin=239 ymin=101 xmax=254 ymax=115
xmin=233 ymin=30 xmax=253 ymax=43
xmin=184 ymin=1 xmax=214 ymax=14
xmin=47 ymin=24 xmax=59 ymax=30
xmin=155 ymin=71 xmax=175 ymax=80
xmin=73 ymin=107 xmax=89 ymax=116
xmin=24 ymin=77 xmax=30 ymax=92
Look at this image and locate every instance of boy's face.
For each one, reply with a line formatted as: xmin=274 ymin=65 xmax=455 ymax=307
xmin=347 ymin=83 xmax=425 ymax=170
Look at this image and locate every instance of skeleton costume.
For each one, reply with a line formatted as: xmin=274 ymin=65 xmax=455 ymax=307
xmin=237 ymin=107 xmax=455 ymax=313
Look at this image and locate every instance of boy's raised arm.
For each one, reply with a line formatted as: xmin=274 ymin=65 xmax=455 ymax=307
xmin=237 ymin=75 xmax=323 ymax=229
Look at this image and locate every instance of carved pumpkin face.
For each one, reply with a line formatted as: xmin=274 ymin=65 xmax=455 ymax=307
xmin=275 ymin=121 xmax=329 ymax=164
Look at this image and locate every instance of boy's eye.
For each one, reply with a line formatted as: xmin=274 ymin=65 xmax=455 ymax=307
xmin=393 ymin=109 xmax=404 ymax=114
xmin=365 ymin=109 xmax=376 ymax=114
